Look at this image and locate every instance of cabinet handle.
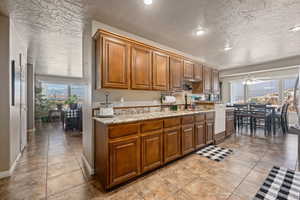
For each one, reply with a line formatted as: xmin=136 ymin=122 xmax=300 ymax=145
xmin=183 ymin=128 xmax=193 ymax=132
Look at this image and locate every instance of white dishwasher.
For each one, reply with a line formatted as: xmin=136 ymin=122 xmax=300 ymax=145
xmin=214 ymin=104 xmax=226 ymax=135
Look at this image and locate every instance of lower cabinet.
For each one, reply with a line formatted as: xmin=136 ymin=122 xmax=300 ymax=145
xmin=95 ymin=112 xmax=217 ymax=190
xmin=164 ymin=126 xmax=181 ymax=163
xmin=109 ymin=137 xmax=140 ymax=187
xmin=206 ymin=120 xmax=214 ymax=144
xmin=141 ymin=131 xmax=163 ymax=173
xmin=181 ymin=124 xmax=195 ymax=155
xmin=194 ymin=122 xmax=206 ymax=149
xmin=226 ymin=111 xmax=235 ymax=136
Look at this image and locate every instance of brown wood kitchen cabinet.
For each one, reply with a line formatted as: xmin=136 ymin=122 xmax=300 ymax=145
xmin=182 ymin=124 xmax=195 ymax=155
xmin=226 ymin=110 xmax=235 ymax=137
xmin=212 ymin=69 xmax=220 ymax=93
xmin=152 ymin=51 xmax=169 ymax=90
xmin=94 ymin=111 xmax=215 ymax=190
xmin=169 ymin=57 xmax=183 ymax=91
xmin=205 ymin=113 xmax=215 ymax=144
xmin=100 ymin=35 xmax=130 ymax=89
xmin=140 ymin=120 xmax=163 ymax=173
xmin=203 ymin=66 xmax=212 ymax=93
xmin=95 ymin=30 xmax=219 ymax=91
xmin=141 ymin=131 xmax=163 ymax=173
xmin=131 ymin=45 xmax=152 ymax=90
xmin=183 ymin=60 xmax=194 ymax=80
xmin=109 ymin=137 xmax=140 ymax=187
xmin=193 ymin=64 xmax=203 ymax=81
xmin=181 ymin=116 xmax=195 ymax=155
xmin=163 ymin=126 xmax=181 ymax=163
xmin=194 ymin=114 xmax=206 ymax=149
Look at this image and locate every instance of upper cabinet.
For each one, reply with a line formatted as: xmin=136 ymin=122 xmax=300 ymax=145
xmin=183 ymin=60 xmax=194 ymax=80
xmin=94 ymin=30 xmax=219 ymax=93
xmin=169 ymin=57 xmax=183 ymax=91
xmin=193 ymin=64 xmax=203 ymax=81
xmin=101 ymin=35 xmax=130 ymax=89
xmin=203 ymin=66 xmax=212 ymax=93
xmin=131 ymin=45 xmax=152 ymax=90
xmin=212 ymin=69 xmax=220 ymax=93
xmin=152 ymin=51 xmax=169 ymax=91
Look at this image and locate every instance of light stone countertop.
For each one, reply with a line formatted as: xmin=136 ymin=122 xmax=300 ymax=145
xmin=94 ymin=109 xmax=216 ymax=125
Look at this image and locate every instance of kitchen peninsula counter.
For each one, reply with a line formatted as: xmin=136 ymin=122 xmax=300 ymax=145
xmin=94 ymin=109 xmax=216 ymax=190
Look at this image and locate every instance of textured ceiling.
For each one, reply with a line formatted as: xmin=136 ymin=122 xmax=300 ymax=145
xmin=0 ymin=0 xmax=300 ymax=76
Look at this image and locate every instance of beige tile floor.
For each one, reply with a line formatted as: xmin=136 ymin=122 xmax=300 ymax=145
xmin=0 ymin=123 xmax=298 ymax=200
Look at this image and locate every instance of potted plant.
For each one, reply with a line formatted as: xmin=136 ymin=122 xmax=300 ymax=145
xmin=65 ymin=95 xmax=78 ymax=110
xmin=35 ymin=87 xmax=50 ymax=123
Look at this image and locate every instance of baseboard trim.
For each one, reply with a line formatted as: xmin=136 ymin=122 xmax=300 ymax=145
xmin=9 ymin=152 xmax=21 ymax=175
xmin=0 ymin=152 xmax=22 ymax=179
xmin=81 ymin=154 xmax=95 ymax=175
xmin=0 ymin=170 xmax=10 ymax=179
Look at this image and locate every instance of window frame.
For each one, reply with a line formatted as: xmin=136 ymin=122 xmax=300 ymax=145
xmin=230 ymin=76 xmax=297 ymax=106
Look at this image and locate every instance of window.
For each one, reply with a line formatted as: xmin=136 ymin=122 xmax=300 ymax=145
xmin=42 ymin=83 xmax=68 ymax=103
xmin=71 ymin=85 xmax=85 ymax=103
xmin=230 ymin=80 xmax=244 ymax=104
xmin=248 ymin=80 xmax=279 ymax=105
xmin=283 ymin=78 xmax=296 ymax=112
xmin=41 ymin=83 xmax=85 ymax=105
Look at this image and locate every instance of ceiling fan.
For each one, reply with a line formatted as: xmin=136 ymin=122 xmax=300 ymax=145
xmin=242 ymin=75 xmax=271 ymax=85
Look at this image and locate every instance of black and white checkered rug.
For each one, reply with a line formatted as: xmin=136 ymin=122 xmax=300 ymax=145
xmin=196 ymin=145 xmax=233 ymax=162
xmin=253 ymin=166 xmax=300 ymax=200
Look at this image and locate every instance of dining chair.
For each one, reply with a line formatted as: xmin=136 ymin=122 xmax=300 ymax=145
xmin=273 ymin=104 xmax=287 ymax=134
xmin=250 ymin=104 xmax=272 ymax=136
xmin=283 ymin=103 xmax=289 ymax=133
xmin=234 ymin=104 xmax=251 ymax=132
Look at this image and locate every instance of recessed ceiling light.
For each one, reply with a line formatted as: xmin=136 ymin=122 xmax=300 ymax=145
xmin=144 ymin=0 xmax=152 ymax=5
xmin=196 ymin=29 xmax=205 ymax=36
xmin=290 ymin=25 xmax=300 ymax=32
xmin=224 ymin=46 xmax=232 ymax=51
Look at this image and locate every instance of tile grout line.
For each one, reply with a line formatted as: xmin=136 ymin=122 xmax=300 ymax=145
xmin=226 ymin=146 xmax=268 ymax=200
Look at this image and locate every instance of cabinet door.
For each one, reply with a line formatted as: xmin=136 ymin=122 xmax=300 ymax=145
xmin=164 ymin=127 xmax=181 ymax=163
xmin=170 ymin=57 xmax=183 ymax=91
xmin=109 ymin=137 xmax=140 ymax=187
xmin=141 ymin=131 xmax=163 ymax=173
xmin=102 ymin=36 xmax=130 ymax=89
xmin=182 ymin=125 xmax=195 ymax=155
xmin=195 ymin=122 xmax=206 ymax=149
xmin=183 ymin=60 xmax=194 ymax=79
xmin=193 ymin=64 xmax=203 ymax=81
xmin=152 ymin=51 xmax=169 ymax=90
xmin=203 ymin=66 xmax=212 ymax=93
xmin=206 ymin=121 xmax=214 ymax=144
xmin=212 ymin=70 xmax=220 ymax=93
xmin=131 ymin=45 xmax=152 ymax=90
xmin=226 ymin=114 xmax=235 ymax=136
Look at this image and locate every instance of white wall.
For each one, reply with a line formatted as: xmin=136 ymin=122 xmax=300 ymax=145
xmin=0 ymin=14 xmax=11 ymax=174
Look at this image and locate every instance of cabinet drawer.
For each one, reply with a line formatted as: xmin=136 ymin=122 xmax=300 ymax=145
xmin=206 ymin=112 xmax=215 ymax=121
xmin=182 ymin=115 xmax=194 ymax=125
xmin=194 ymin=114 xmax=205 ymax=122
xmin=164 ymin=118 xmax=181 ymax=128
xmin=109 ymin=123 xmax=139 ymax=139
xmin=141 ymin=120 xmax=163 ymax=133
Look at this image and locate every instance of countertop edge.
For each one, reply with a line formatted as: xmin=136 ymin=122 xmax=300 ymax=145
xmin=93 ymin=110 xmax=216 ymax=125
